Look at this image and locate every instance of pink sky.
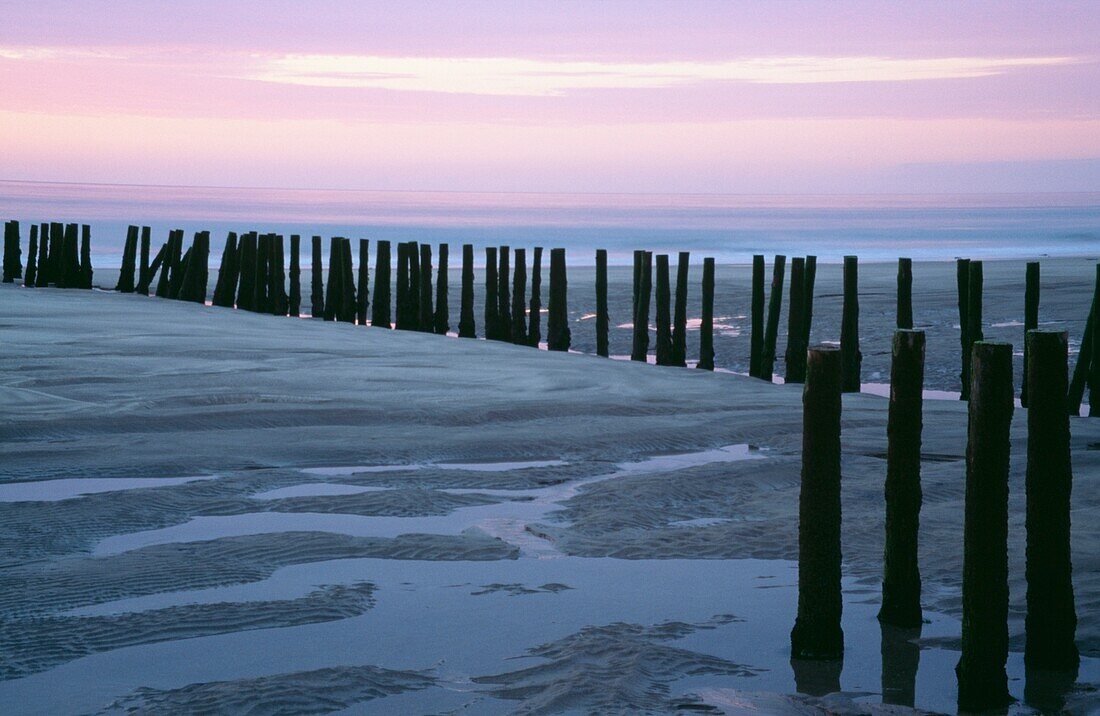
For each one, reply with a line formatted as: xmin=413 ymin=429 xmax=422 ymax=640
xmin=1 ymin=1 xmax=1098 ymax=194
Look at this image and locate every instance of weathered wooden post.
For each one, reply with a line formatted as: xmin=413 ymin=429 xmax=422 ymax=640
xmin=1025 ymin=330 xmax=1079 ymax=672
xmin=750 ymin=254 xmax=766 ymax=377
xmin=212 ymin=232 xmax=238 ymax=307
xmin=252 ymin=233 xmax=271 ymax=311
xmin=957 ymin=258 xmax=971 ymax=398
xmin=785 ymin=257 xmax=807 ymax=383
xmin=115 ymin=225 xmax=138 ymax=293
xmin=394 ymin=241 xmax=409 ymax=329
xmin=1021 ymin=262 xmax=1040 ymax=407
xmin=1068 ymin=271 xmax=1097 ymax=415
xmin=357 ymin=238 xmax=370 ymax=325
xmin=407 ymin=241 xmax=421 ymax=330
xmin=194 ymin=230 xmax=211 ymax=303
xmin=61 ymin=223 xmax=79 ymax=288
xmin=595 ymin=248 xmax=609 ymax=357
xmin=630 ymin=251 xmax=652 ymax=361
xmin=840 ymin=255 xmax=861 ymax=392
xmin=528 ymin=246 xmax=543 ymax=347
xmin=372 ymin=240 xmax=391 ymax=328
xmin=791 ymin=346 xmax=844 ymax=660
xmin=310 ymin=235 xmax=325 ymax=318
xmin=48 ymin=221 xmax=63 ymax=282
xmin=896 ymin=258 xmax=913 ymax=330
xmin=672 ymin=252 xmax=690 ymax=367
xmin=484 ymin=246 xmax=499 ymax=340
xmin=434 ymin=243 xmax=449 ymax=334
xmin=802 ymin=255 xmax=817 ymax=349
xmin=79 ymin=224 xmax=93 ymax=288
xmin=335 ymin=238 xmax=354 ymax=322
xmin=497 ymin=246 xmax=512 ymax=342
xmin=271 ymin=234 xmax=288 ymax=315
xmin=655 ymin=254 xmax=673 ymax=365
xmin=35 ymin=224 xmax=49 ymax=286
xmin=511 ymin=247 xmax=527 ymax=344
xmin=547 ymin=248 xmax=570 ymax=351
xmin=760 ymin=255 xmax=786 ymax=381
xmin=458 ymin=243 xmax=476 ymax=338
xmin=288 ymin=234 xmax=301 ymax=316
xmin=962 ymin=260 xmax=985 ymax=400
xmin=2 ymin=220 xmax=22 ymax=283
xmin=324 ymin=236 xmax=341 ymax=321
xmin=879 ymin=329 xmax=925 ymax=628
xmin=235 ymin=232 xmax=257 ymax=310
xmin=137 ymin=227 xmax=151 ymax=295
xmin=956 ymin=341 xmax=1013 ymax=712
xmin=24 ymin=224 xmax=38 ymax=287
xmin=1090 ymin=264 xmax=1100 ymax=417
xmin=170 ymin=236 xmax=192 ymax=299
xmin=418 ymin=243 xmax=432 ymax=331
xmin=698 ymin=257 xmax=715 ymax=370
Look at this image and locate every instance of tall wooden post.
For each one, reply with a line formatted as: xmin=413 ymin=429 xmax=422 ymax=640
xmin=252 ymin=233 xmax=270 ymax=312
xmin=288 ymin=234 xmax=301 ymax=316
xmin=270 ymin=234 xmax=287 ymax=315
xmin=79 ymin=224 xmax=93 ymax=288
xmin=2 ymin=220 xmax=21 ymax=283
xmin=802 ymin=255 xmax=817 ymax=350
xmin=62 ymin=223 xmax=80 ymax=289
xmin=35 ymin=223 xmax=49 ymax=286
xmin=672 ymin=251 xmax=689 ymax=367
xmin=372 ymin=240 xmax=392 ymax=329
xmin=655 ymin=254 xmax=673 ymax=365
xmin=137 ymin=227 xmax=151 ymax=295
xmin=528 ymin=246 xmax=543 ymax=347
xmin=956 ymin=341 xmax=1013 ymax=712
xmin=698 ymin=257 xmax=715 ymax=370
xmin=357 ymin=239 xmax=370 ymax=325
xmin=310 ymin=235 xmax=325 ymax=319
xmin=48 ymin=221 xmax=63 ymax=284
xmin=324 ymin=236 xmax=341 ymax=321
xmin=631 ymin=251 xmax=652 ymax=362
xmin=340 ymin=238 xmax=356 ymax=323
xmin=962 ymin=261 xmax=985 ymax=400
xmin=212 ymin=232 xmax=238 ymax=307
xmin=433 ymin=243 xmax=449 ymax=334
xmin=394 ymin=242 xmax=409 ymax=329
xmin=1091 ymin=264 xmax=1100 ymax=416
xmin=484 ymin=246 xmax=499 ymax=340
xmin=897 ymin=258 xmax=913 ymax=329
xmin=24 ymin=224 xmax=38 ymax=287
xmin=418 ymin=243 xmax=432 ymax=331
xmin=115 ymin=225 xmax=138 ymax=293
xmin=497 ymin=246 xmax=512 ymax=342
xmin=547 ymin=248 xmax=570 ymax=351
xmin=1066 ymin=267 xmax=1097 ymax=416
xmin=957 ymin=258 xmax=971 ymax=398
xmin=407 ymin=241 xmax=421 ymax=330
xmin=791 ymin=346 xmax=844 ymax=660
xmin=1025 ymin=330 xmax=1079 ymax=672
xmin=760 ymin=255 xmax=786 ymax=381
xmin=511 ymin=247 xmax=528 ymax=344
xmin=785 ymin=257 xmax=807 ymax=383
xmin=595 ymin=248 xmax=609 ymax=357
xmin=458 ymin=243 xmax=476 ymax=338
xmin=235 ymin=232 xmax=257 ymax=310
xmin=879 ymin=330 xmax=925 ymax=628
xmin=750 ymin=254 xmax=765 ymax=377
xmin=840 ymin=255 xmax=861 ymax=392
xmin=1021 ymin=262 xmax=1040 ymax=407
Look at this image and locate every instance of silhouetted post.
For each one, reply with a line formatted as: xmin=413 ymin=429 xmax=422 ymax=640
xmin=434 ymin=243 xmax=449 ymax=334
xmin=394 ymin=241 xmax=409 ymax=329
xmin=288 ymin=234 xmax=301 ymax=316
xmin=458 ymin=243 xmax=476 ymax=338
xmin=547 ymin=248 xmax=570 ymax=351
xmin=235 ymin=232 xmax=257 ymax=310
xmin=528 ymin=246 xmax=543 ymax=347
xmin=144 ymin=243 xmax=167 ymax=295
xmin=957 ymin=258 xmax=971 ymax=398
xmin=115 ymin=225 xmax=138 ymax=292
xmin=879 ymin=329 xmax=925 ymax=628
xmin=484 ymin=246 xmax=499 ymax=340
xmin=511 ymin=247 xmax=527 ymax=344
xmin=496 ymin=246 xmax=512 ymax=342
xmin=195 ymin=230 xmax=210 ymax=303
xmin=372 ymin=240 xmax=391 ymax=328
xmin=1021 ymin=262 xmax=1040 ymax=407
xmin=357 ymin=238 xmax=370 ymax=325
xmin=1025 ymin=330 xmax=1079 ymax=672
xmin=655 ymin=254 xmax=673 ymax=365
xmin=785 ymin=257 xmax=807 ymax=383
xmin=212 ymin=232 xmax=238 ymax=307
xmin=265 ymin=234 xmax=282 ymax=313
xmin=60 ymin=223 xmax=79 ymax=288
xmin=595 ymin=248 xmax=609 ymax=357
xmin=672 ymin=251 xmax=689 ymax=367
xmin=631 ymin=251 xmax=652 ymax=361
xmin=35 ymin=224 xmax=49 ymax=286
xmin=880 ymin=624 xmax=921 ymax=707
xmin=760 ymin=255 xmax=786 ymax=381
xmin=343 ymin=238 xmax=357 ymax=322
xmin=79 ymin=224 xmax=93 ymax=288
xmin=840 ymin=256 xmax=861 ymax=392
xmin=962 ymin=260 xmax=986 ymax=400
xmin=48 ymin=221 xmax=63 ymax=283
xmin=1091 ymin=265 xmax=1100 ymax=417
xmin=802 ymin=255 xmax=817 ymax=349
xmin=324 ymin=236 xmax=341 ymax=321
xmin=2 ymin=220 xmax=21 ymax=283
xmin=698 ymin=257 xmax=715 ymax=370
xmin=24 ymin=224 xmax=37 ymax=287
xmin=137 ymin=227 xmax=151 ymax=295
xmin=418 ymin=243 xmax=432 ymax=331
xmin=956 ymin=341 xmax=1013 ymax=712
xmin=791 ymin=346 xmax=844 ymax=660
xmin=252 ymin=233 xmax=271 ymax=311
xmin=168 ymin=231 xmax=189 ymax=299
xmin=1066 ymin=267 xmax=1096 ymax=416
xmin=897 ymin=258 xmax=913 ymax=329
xmin=310 ymin=235 xmax=325 ymax=318
xmin=407 ymin=241 xmax=421 ymax=330
xmin=750 ymin=254 xmax=766 ymax=377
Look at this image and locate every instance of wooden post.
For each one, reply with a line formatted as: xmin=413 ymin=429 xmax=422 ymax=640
xmin=356 ymin=238 xmax=370 ymax=325
xmin=962 ymin=260 xmax=985 ymax=400
xmin=511 ymin=247 xmax=527 ymax=344
xmin=288 ymin=234 xmax=301 ymax=317
xmin=750 ymin=254 xmax=766 ymax=377
xmin=212 ymin=232 xmax=238 ymax=308
xmin=394 ymin=241 xmax=409 ymax=329
xmin=61 ymin=223 xmax=79 ymax=288
xmin=24 ymin=224 xmax=38 ymax=287
xmin=2 ymin=220 xmax=21 ymax=283
xmin=631 ymin=251 xmax=652 ymax=361
xmin=458 ymin=243 xmax=476 ymax=338
xmin=275 ymin=235 xmax=289 ymax=314
xmin=137 ymin=227 xmax=151 ymax=295
xmin=791 ymin=346 xmax=844 ymax=660
xmin=336 ymin=238 xmax=354 ymax=322
xmin=434 ymin=243 xmax=449 ymax=334
xmin=698 ymin=257 xmax=715 ymax=370
xmin=1021 ymin=262 xmax=1040 ymax=407
xmin=115 ymin=225 xmax=138 ymax=293
xmin=841 ymin=255 xmax=861 ymax=392
xmin=497 ymin=246 xmax=512 ymax=342
xmin=79 ymin=224 xmax=93 ymax=288
xmin=547 ymin=248 xmax=570 ymax=351
xmin=528 ymin=246 xmax=543 ymax=347
xmin=595 ymin=248 xmax=609 ymax=357
xmin=407 ymin=241 xmax=421 ymax=330
xmin=1091 ymin=264 xmax=1100 ymax=417
xmin=35 ymin=223 xmax=49 ymax=286
xmin=235 ymin=232 xmax=257 ymax=311
xmin=372 ymin=240 xmax=391 ymax=328
xmin=48 ymin=221 xmax=63 ymax=284
xmin=418 ymin=243 xmax=432 ymax=331
xmin=655 ymin=254 xmax=673 ymax=365
xmin=1025 ymin=330 xmax=1079 ymax=671
xmin=879 ymin=329 xmax=925 ymax=628
xmin=760 ymin=255 xmax=786 ymax=381
xmin=785 ymin=257 xmax=807 ymax=383
xmin=310 ymin=235 xmax=325 ymax=319
xmin=252 ymin=233 xmax=270 ymax=312
xmin=897 ymin=258 xmax=913 ymax=329
xmin=484 ymin=246 xmax=499 ymax=340
xmin=956 ymin=341 xmax=1013 ymax=712
xmin=957 ymin=258 xmax=971 ymax=399
xmin=167 ymin=231 xmax=188 ymax=299
xmin=672 ymin=251 xmax=689 ymax=367
xmin=324 ymin=236 xmax=341 ymax=321
xmin=802 ymin=255 xmax=817 ymax=350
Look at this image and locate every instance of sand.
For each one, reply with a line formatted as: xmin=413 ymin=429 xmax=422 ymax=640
xmin=1 ymin=263 xmax=1098 ymax=714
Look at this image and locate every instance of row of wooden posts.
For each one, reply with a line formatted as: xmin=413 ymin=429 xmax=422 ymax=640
xmin=3 ymin=220 xmax=1100 ymax=413
xmin=794 ymin=330 xmax=1079 ymax=711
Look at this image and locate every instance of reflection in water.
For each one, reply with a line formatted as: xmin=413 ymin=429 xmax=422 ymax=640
xmin=880 ymin=623 xmax=921 ymax=707
xmin=1025 ymin=666 xmax=1079 ymax=713
xmin=790 ymin=657 xmax=842 ymax=696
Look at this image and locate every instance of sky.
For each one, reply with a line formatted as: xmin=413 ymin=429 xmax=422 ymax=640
xmin=1 ymin=0 xmax=1099 ymax=194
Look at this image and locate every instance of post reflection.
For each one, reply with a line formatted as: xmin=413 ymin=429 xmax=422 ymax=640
xmin=880 ymin=622 xmax=921 ymax=707
xmin=790 ymin=657 xmax=842 ymax=696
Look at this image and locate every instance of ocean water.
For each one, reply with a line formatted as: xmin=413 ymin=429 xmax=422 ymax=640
xmin=2 ymin=180 xmax=1099 ymax=264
